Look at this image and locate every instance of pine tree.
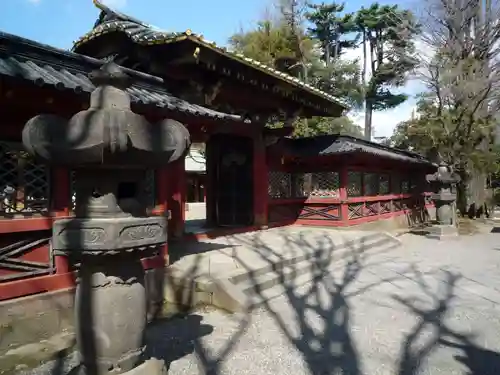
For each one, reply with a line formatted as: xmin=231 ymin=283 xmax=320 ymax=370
xmin=354 ymin=4 xmax=419 ymax=139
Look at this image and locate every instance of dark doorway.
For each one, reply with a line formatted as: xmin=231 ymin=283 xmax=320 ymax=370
xmin=207 ymin=134 xmax=254 ymax=227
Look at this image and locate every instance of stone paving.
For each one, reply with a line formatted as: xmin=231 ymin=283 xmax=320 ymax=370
xmin=167 ymin=226 xmax=384 ymax=279
xmin=161 ymin=231 xmax=500 ymax=375
xmin=18 ymin=228 xmax=500 ymax=375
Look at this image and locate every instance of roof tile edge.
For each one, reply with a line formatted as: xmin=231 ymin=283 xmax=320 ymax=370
xmin=75 ymin=2 xmax=348 ymax=111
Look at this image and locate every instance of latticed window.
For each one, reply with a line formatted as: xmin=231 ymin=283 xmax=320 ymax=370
xmin=379 ymin=174 xmax=390 ymax=195
xmin=0 ymin=141 xmax=50 ymax=216
xmin=401 ymin=177 xmax=410 ymax=193
xmin=268 ymin=171 xmax=292 ymax=198
xmin=391 ymin=174 xmax=401 ymax=194
xmin=292 ymin=173 xmax=308 ymax=198
xmin=410 ymin=177 xmax=418 ymax=192
xmin=363 ymin=172 xmax=379 ymax=196
xmin=347 ymin=171 xmax=362 ymax=197
xmin=308 ymin=172 xmax=340 ymax=198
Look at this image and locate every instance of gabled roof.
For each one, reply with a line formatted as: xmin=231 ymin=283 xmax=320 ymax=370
xmin=280 ymin=135 xmax=434 ymax=165
xmin=0 ymin=32 xmax=242 ymax=122
xmin=72 ymin=0 xmax=347 ymax=115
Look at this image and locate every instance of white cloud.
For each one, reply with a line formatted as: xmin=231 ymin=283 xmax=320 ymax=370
xmin=341 ymin=37 xmax=432 ymax=138
xmin=100 ymin=0 xmax=128 ymax=9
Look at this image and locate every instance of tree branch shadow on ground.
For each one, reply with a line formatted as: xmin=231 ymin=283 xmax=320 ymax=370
xmin=394 ymin=267 xmax=500 ymax=375
xmin=28 ymin=228 xmax=500 ymax=375
xmin=143 ymin=247 xmax=252 ymax=375
xmin=226 ymin=230 xmax=416 ymax=375
xmin=146 ymin=229 xmax=452 ymax=375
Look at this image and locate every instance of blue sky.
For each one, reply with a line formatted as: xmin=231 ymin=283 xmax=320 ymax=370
xmin=0 ymin=0 xmax=420 ymax=138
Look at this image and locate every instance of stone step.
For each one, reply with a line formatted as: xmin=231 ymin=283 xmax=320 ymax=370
xmin=227 ymin=231 xmax=388 ymax=285
xmin=235 ymin=233 xmax=401 ymax=309
xmin=164 ymin=230 xmax=402 ymax=314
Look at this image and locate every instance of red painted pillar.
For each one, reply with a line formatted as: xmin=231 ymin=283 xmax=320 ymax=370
xmin=156 ymin=167 xmax=169 ymax=263
xmin=167 ymin=158 xmax=186 ymax=238
xmin=52 ymin=167 xmax=70 ymax=274
xmin=340 ymin=165 xmax=349 ymax=225
xmin=205 ymin=139 xmax=215 ymax=227
xmin=253 ymin=134 xmax=268 ymax=228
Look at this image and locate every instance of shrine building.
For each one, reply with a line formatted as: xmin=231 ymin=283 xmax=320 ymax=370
xmin=0 ymin=0 xmax=434 ymax=319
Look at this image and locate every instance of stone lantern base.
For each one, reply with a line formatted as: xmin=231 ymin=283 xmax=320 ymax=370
xmin=426 ymin=224 xmax=459 ymax=240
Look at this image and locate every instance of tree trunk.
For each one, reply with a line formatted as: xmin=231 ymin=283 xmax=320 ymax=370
xmin=456 ymin=169 xmax=469 ymax=217
xmin=364 ymin=99 xmax=373 ymax=140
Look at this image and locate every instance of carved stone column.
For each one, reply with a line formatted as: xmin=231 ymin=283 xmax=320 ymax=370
xmin=426 ymin=162 xmax=460 ymax=240
xmin=22 ymin=62 xmax=190 ymax=374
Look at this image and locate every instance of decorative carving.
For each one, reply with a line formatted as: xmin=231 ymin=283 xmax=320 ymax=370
xmin=120 ymin=224 xmax=162 ymax=241
xmin=82 ymin=228 xmax=106 ymax=244
xmin=348 ymin=203 xmax=364 ymax=219
xmin=380 ymin=200 xmax=392 ymax=214
xmin=299 ymin=205 xmax=341 ymax=220
xmin=0 ymin=237 xmax=53 ymax=283
xmin=52 ymin=217 xmax=166 ymax=253
xmin=365 ymin=202 xmax=379 ymax=216
xmin=54 ymin=227 xmax=106 ymax=248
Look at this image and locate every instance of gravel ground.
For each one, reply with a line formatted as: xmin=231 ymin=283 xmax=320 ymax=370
xmin=20 ymin=231 xmax=500 ymax=375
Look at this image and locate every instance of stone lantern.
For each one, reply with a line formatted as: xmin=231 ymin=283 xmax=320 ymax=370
xmin=426 ymin=160 xmax=460 ymax=239
xmin=22 ymin=63 xmax=190 ymax=374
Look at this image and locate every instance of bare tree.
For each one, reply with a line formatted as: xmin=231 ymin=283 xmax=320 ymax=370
xmin=416 ymin=0 xmax=500 ymax=213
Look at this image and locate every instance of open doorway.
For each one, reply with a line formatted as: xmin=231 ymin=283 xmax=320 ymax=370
xmin=184 ymin=143 xmax=207 ymax=234
xmin=208 ymin=134 xmax=254 ymax=227
xmin=184 ymin=135 xmax=255 ymax=233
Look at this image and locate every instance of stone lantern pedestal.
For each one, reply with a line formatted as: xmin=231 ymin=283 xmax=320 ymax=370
xmin=22 ymin=63 xmax=190 ymax=374
xmin=426 ymin=162 xmax=460 ymax=240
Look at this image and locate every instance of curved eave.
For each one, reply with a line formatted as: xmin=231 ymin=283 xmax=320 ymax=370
xmin=73 ymin=24 xmax=348 ymax=117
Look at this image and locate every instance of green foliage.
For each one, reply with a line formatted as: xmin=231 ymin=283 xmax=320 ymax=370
xmin=294 ymin=116 xmax=363 ymax=137
xmin=305 ymin=2 xmax=419 ymax=137
xmin=305 ymin=2 xmax=358 ymax=60
xmin=305 ymin=2 xmax=363 ymax=109
xmin=308 ymin=58 xmax=363 ymax=108
xmin=390 ymin=94 xmax=499 ymax=174
xmin=228 ymin=1 xmax=363 ymax=137
xmin=227 ymin=1 xmax=418 ymax=139
xmin=229 ymin=20 xmax=316 ymax=67
xmin=267 ymin=116 xmax=363 ymax=137
xmin=353 ymin=4 xmax=420 ymax=137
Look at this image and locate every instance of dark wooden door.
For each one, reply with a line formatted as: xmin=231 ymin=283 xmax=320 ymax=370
xmin=207 ymin=134 xmax=253 ymax=227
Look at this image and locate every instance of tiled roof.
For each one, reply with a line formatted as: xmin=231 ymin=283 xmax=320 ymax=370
xmin=73 ymin=0 xmax=347 ymax=112
xmin=281 ymin=135 xmax=434 ymax=165
xmin=0 ymin=32 xmax=242 ymax=122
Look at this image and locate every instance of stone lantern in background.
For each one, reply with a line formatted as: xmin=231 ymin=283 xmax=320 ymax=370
xmin=22 ymin=63 xmax=190 ymax=374
xmin=426 ymin=160 xmax=460 ymax=240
